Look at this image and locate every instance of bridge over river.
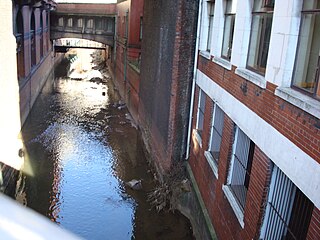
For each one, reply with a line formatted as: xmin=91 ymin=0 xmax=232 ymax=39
xmin=51 ymin=3 xmax=116 ymax=46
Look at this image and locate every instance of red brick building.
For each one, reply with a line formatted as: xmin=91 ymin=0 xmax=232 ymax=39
xmin=113 ymin=0 xmax=143 ymax=121
xmin=14 ymin=0 xmax=57 ymax=124
xmin=187 ymin=0 xmax=320 ymax=239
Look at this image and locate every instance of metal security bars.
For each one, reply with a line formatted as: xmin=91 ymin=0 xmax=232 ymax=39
xmin=228 ymin=126 xmax=254 ymax=211
xmin=196 ymin=89 xmax=206 ymax=137
xmin=209 ymin=104 xmax=224 ymax=162
xmin=261 ymin=165 xmax=314 ymax=240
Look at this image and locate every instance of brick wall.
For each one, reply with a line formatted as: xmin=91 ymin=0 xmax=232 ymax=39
xmin=138 ymin=0 xmax=198 ymax=174
xmin=189 ymin=55 xmax=320 ymax=239
xmin=190 ymin=87 xmax=274 ymax=239
xmin=198 ymin=56 xmax=320 ymax=164
xmin=307 ymin=208 xmax=320 ymax=240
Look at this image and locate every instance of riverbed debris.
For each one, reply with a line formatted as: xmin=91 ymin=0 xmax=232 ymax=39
xmin=126 ymin=179 xmax=143 ymax=190
xmin=147 ymin=162 xmax=190 ymax=212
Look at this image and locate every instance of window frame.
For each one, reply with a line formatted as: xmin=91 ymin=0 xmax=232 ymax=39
xmin=260 ymin=164 xmax=314 ymax=239
xmin=246 ymin=1 xmax=274 ymax=76
xmin=221 ymin=0 xmax=236 ymax=60
xmin=196 ymin=89 xmax=206 ymax=138
xmin=291 ymin=5 xmax=320 ymax=100
xmin=205 ymin=103 xmax=225 ymax=179
xmin=226 ymin=126 xmax=254 ymax=212
xmin=206 ymin=0 xmax=215 ymax=52
xmin=208 ymin=104 xmax=224 ymax=163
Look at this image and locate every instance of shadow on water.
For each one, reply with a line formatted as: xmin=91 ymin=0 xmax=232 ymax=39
xmin=17 ymin=49 xmax=194 ymax=240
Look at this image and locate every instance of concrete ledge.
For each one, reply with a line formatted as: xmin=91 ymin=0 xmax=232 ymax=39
xmin=204 ymin=151 xmax=219 ymax=179
xmin=235 ymin=67 xmax=267 ymax=89
xmin=213 ymin=57 xmax=232 ymax=71
xmin=199 ymin=50 xmax=211 ymax=60
xmin=222 ymin=185 xmax=245 ymax=228
xmin=275 ymin=87 xmax=320 ymax=119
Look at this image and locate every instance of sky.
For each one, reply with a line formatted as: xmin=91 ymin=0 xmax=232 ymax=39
xmin=56 ymin=0 xmax=116 ymax=3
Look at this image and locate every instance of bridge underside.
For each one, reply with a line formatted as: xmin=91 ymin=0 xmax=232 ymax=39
xmin=51 ymin=13 xmax=115 ymax=46
xmin=51 ymin=31 xmax=114 ymax=46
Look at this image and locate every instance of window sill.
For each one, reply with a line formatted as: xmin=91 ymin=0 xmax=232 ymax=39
xmin=275 ymin=87 xmax=320 ymax=119
xmin=193 ymin=129 xmax=203 ymax=148
xmin=213 ymin=57 xmax=232 ymax=71
xmin=222 ymin=185 xmax=245 ymax=228
xmin=199 ymin=50 xmax=211 ymax=60
xmin=235 ymin=67 xmax=267 ymax=89
xmin=204 ymin=151 xmax=219 ymax=179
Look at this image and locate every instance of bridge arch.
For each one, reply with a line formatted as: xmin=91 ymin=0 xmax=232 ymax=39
xmin=51 ymin=14 xmax=115 ymax=47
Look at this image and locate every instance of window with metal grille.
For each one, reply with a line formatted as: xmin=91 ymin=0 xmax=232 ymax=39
xmin=221 ymin=0 xmax=236 ymax=60
xmin=196 ymin=89 xmax=206 ymax=138
xmin=292 ymin=0 xmax=320 ymax=100
xmin=226 ymin=126 xmax=254 ymax=211
xmin=247 ymin=0 xmax=274 ymax=75
xmin=260 ymin=165 xmax=314 ymax=240
xmin=208 ymin=104 xmax=224 ymax=162
xmin=207 ymin=1 xmax=215 ymax=51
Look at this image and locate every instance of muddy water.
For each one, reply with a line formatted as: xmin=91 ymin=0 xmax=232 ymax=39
xmin=18 ymin=50 xmax=194 ymax=240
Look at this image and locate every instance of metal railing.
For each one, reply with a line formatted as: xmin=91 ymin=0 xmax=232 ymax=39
xmin=0 ymin=193 xmax=81 ymax=240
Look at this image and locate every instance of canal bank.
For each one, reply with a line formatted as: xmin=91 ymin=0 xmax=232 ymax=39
xmin=16 ymin=49 xmax=194 ymax=239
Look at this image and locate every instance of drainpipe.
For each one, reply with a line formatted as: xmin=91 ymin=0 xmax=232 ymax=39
xmin=185 ymin=0 xmax=203 ymax=160
xmin=124 ymin=10 xmax=129 ymax=85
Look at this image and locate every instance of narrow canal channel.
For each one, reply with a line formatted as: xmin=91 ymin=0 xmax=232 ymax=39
xmin=17 ymin=49 xmax=194 ymax=239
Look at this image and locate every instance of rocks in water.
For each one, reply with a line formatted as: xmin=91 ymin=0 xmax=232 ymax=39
xmin=126 ymin=179 xmax=142 ymax=190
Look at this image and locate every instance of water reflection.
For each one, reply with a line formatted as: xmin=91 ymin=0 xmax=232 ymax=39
xmin=18 ymin=49 xmax=194 ymax=240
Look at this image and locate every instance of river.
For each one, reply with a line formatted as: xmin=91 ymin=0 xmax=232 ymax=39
xmin=17 ymin=49 xmax=194 ymax=240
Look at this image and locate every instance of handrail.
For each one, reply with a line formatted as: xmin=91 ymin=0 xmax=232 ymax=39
xmin=0 ymin=194 xmax=82 ymax=240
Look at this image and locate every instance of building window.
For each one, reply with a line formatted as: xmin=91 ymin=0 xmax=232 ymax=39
xmin=107 ymin=19 xmax=113 ymax=32
xmin=40 ymin=11 xmax=43 ymax=58
xmin=139 ymin=17 xmax=143 ymax=41
xmin=208 ymin=104 xmax=224 ymax=163
xmin=260 ymin=165 xmax=314 ymax=239
xmin=77 ymin=18 xmax=83 ymax=28
xmin=207 ymin=1 xmax=215 ymax=51
xmin=221 ymin=0 xmax=236 ymax=60
xmin=196 ymin=89 xmax=206 ymax=138
xmin=31 ymin=11 xmax=36 ymax=68
xmin=58 ymin=17 xmax=64 ymax=27
xmin=87 ymin=19 xmax=94 ymax=29
xmin=247 ymin=0 xmax=274 ymax=75
xmin=292 ymin=1 xmax=320 ymax=99
xmin=67 ymin=18 xmax=73 ymax=27
xmin=226 ymin=126 xmax=254 ymax=211
xmin=16 ymin=10 xmax=24 ymax=79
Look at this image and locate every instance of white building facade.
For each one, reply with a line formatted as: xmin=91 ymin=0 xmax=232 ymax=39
xmin=187 ymin=0 xmax=320 ymax=239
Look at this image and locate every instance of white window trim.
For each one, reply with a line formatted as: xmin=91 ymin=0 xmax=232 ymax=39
xmin=199 ymin=0 xmax=213 ymax=54
xmin=205 ymin=151 xmax=219 ymax=178
xmin=200 ymin=50 xmax=211 ymax=60
xmin=222 ymin=185 xmax=245 ymax=228
xmin=235 ymin=67 xmax=267 ymax=89
xmin=223 ymin=126 xmax=245 ymax=228
xmin=275 ymin=87 xmax=320 ymax=119
xmin=213 ymin=56 xmax=232 ymax=70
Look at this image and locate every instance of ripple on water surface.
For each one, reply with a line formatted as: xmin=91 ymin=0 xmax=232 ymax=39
xmin=20 ymin=50 xmax=194 ymax=240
